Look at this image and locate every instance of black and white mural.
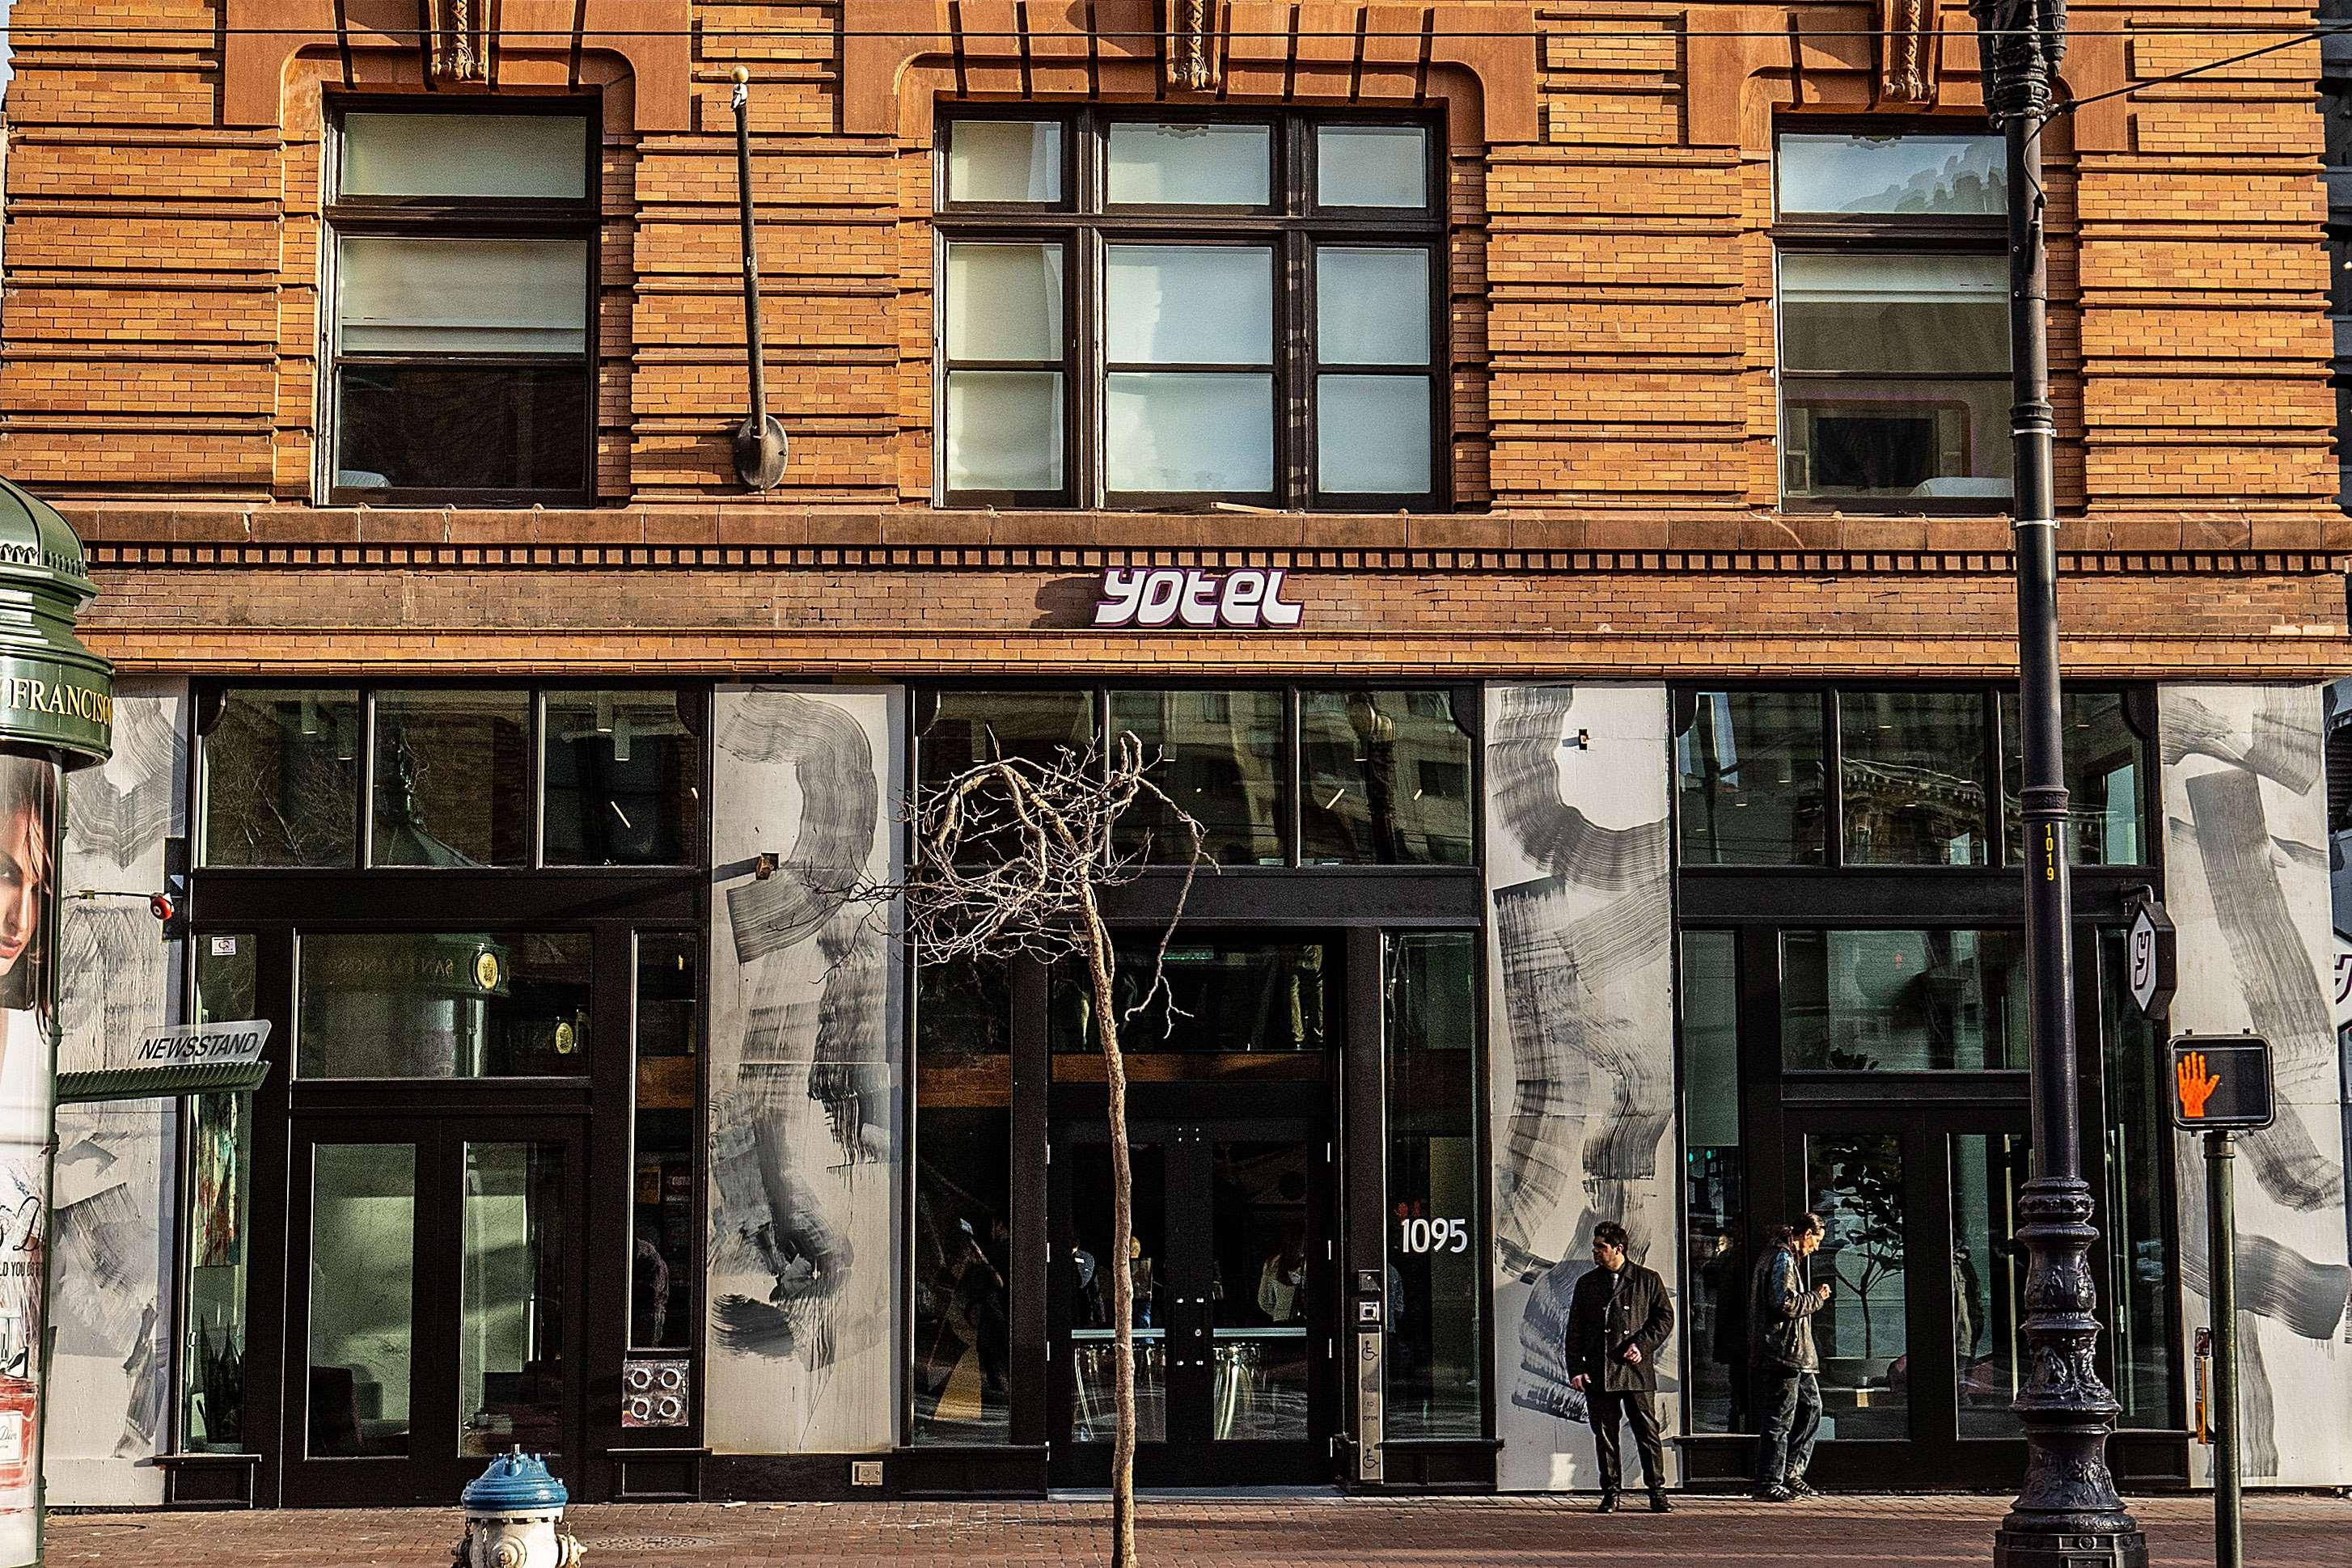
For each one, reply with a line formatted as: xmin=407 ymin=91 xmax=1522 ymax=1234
xmin=2163 ymin=683 xmax=2352 ymax=1485
xmin=1483 ymin=684 xmax=1679 ymax=1490
xmin=48 ymin=681 xmax=185 ymax=1505
xmin=704 ymin=687 xmax=903 ymax=1454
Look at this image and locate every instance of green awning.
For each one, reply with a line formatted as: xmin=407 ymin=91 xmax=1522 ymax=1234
xmin=57 ymin=1061 xmax=269 ymax=1104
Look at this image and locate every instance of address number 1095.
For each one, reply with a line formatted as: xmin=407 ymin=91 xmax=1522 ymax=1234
xmin=1398 ymin=1217 xmax=1470 ymax=1254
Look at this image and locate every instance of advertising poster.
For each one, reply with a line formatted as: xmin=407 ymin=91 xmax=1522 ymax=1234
xmin=0 ymin=754 xmax=58 ymax=1566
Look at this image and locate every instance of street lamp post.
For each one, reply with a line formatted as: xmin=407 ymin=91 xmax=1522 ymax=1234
xmin=1969 ymin=3 xmax=2149 ymax=1565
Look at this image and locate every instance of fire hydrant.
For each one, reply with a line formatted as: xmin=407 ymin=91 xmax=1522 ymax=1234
xmin=453 ymin=1450 xmax=585 ymax=1568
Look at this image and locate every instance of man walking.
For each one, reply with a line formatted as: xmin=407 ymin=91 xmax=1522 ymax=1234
xmin=1749 ymin=1214 xmax=1832 ymax=1502
xmin=1566 ymin=1220 xmax=1675 ymax=1513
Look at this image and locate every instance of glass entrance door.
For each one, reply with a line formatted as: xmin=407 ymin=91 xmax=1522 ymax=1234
xmin=281 ymin=1116 xmax=583 ymax=1505
xmin=1781 ymin=1107 xmax=2029 ymax=1487
xmin=1048 ymin=1115 xmax=1334 ymax=1486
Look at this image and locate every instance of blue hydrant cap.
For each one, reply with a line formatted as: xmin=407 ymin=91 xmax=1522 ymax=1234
xmin=462 ymin=1451 xmax=568 ymax=1511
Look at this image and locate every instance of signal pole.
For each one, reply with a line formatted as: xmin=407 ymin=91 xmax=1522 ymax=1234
xmin=1969 ymin=2 xmax=2149 ymax=1565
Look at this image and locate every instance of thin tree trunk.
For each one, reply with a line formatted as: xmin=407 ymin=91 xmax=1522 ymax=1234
xmin=1081 ymin=890 xmax=1139 ymax=1568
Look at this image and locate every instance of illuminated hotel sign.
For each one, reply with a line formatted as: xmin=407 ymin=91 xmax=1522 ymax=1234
xmin=1093 ymin=567 xmax=1305 ymax=630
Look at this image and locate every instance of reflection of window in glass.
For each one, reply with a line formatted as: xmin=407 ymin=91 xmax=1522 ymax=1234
xmin=2097 ymin=929 xmax=2176 ymax=1428
xmin=544 ymin=691 xmax=700 ymax=866
xmin=1679 ymin=931 xmax=1745 ymax=1434
xmin=1775 ymin=132 xmax=2010 ymax=510
xmin=459 ymin=1141 xmax=569 ymax=1458
xmin=1782 ymin=929 xmax=2026 ymax=1071
xmin=632 ymin=934 xmax=697 ymax=1350
xmin=1805 ymin=1132 xmax=1908 ymax=1439
xmin=297 ymin=932 xmax=591 ymax=1079
xmin=1839 ymin=690 xmax=1990 ymax=865
xmin=185 ymin=935 xmax=258 ymax=1453
xmin=918 ymin=690 xmax=1096 ymax=786
xmin=1110 ymin=688 xmax=1288 ymax=865
xmin=1950 ymin=1131 xmax=2028 ymax=1438
xmin=307 ymin=1142 xmax=416 ymax=1457
xmin=2000 ymin=692 xmax=2146 ymax=867
xmin=1675 ymin=690 xmax=1826 ymax=865
xmin=1053 ymin=942 xmax=1327 ymax=1057
xmin=1382 ymin=932 xmax=1483 ymax=1440
xmin=201 ymin=689 xmax=360 ymax=867
xmin=911 ymin=957 xmax=1013 ymax=1445
xmin=370 ymin=689 xmax=531 ymax=866
xmin=1300 ymin=690 xmax=1473 ymax=865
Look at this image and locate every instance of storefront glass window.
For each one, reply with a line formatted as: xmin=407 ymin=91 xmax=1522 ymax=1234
xmin=2000 ymin=692 xmax=2146 ymax=867
xmin=1300 ymin=691 xmax=1473 ymax=866
xmin=1782 ymin=929 xmax=2025 ymax=1071
xmin=1805 ymin=1132 xmax=1908 ymax=1439
xmin=1950 ymin=1131 xmax=2029 ymax=1437
xmin=544 ymin=690 xmax=700 ymax=866
xmin=1679 ymin=930 xmax=1745 ymax=1434
xmin=459 ymin=1140 xmax=569 ymax=1457
xmin=920 ymin=689 xmax=1096 ymax=781
xmin=370 ymin=689 xmax=531 ymax=866
xmin=1053 ymin=942 xmax=1328 ymax=1056
xmin=1839 ymin=690 xmax=1990 ymax=865
xmin=1109 ymin=689 xmax=1288 ymax=865
xmin=184 ymin=934 xmax=257 ymax=1452
xmin=632 ymin=934 xmax=697 ymax=1349
xmin=201 ymin=688 xmax=361 ymax=867
xmin=1676 ymin=690 xmax=1827 ymax=865
xmin=1381 ymin=933 xmax=1482 ymax=1439
xmin=296 ymin=932 xmax=591 ymax=1079
xmin=2098 ymin=930 xmax=2175 ymax=1427
xmin=306 ymin=1142 xmax=417 ymax=1457
xmin=910 ymin=957 xmax=1013 ymax=1444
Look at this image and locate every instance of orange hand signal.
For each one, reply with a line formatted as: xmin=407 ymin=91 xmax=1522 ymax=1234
xmin=2177 ymin=1050 xmax=2220 ymax=1119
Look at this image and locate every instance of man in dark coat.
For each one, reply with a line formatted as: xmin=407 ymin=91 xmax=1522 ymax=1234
xmin=1565 ymin=1219 xmax=1675 ymax=1513
xmin=1747 ymin=1213 xmax=1832 ymax=1502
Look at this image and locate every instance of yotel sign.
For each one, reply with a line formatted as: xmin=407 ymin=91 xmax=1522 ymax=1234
xmin=1093 ymin=567 xmax=1304 ymax=629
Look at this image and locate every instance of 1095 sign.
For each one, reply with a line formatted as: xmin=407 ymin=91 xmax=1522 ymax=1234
xmin=1093 ymin=568 xmax=1305 ymax=630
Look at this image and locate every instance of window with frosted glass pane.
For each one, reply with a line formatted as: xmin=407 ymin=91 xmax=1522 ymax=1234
xmin=1778 ymin=133 xmax=2005 ymax=217
xmin=911 ymin=957 xmax=1013 ymax=1443
xmin=1298 ymin=690 xmax=1471 ymax=864
xmin=1840 ymin=689 xmax=1990 ymax=865
xmin=341 ymin=112 xmax=590 ymax=200
xmin=544 ymin=690 xmax=700 ymax=866
xmin=2000 ymin=691 xmax=2147 ymax=866
xmin=1109 ymin=688 xmax=1288 ymax=864
xmin=1779 ymin=252 xmax=2011 ymax=503
xmin=1676 ymin=689 xmax=1826 ymax=865
xmin=1314 ymin=247 xmax=1433 ymax=496
xmin=943 ymin=241 xmax=1067 ymax=496
xmin=1782 ymin=929 xmax=2026 ymax=1071
xmin=1106 ymin=245 xmax=1275 ymax=494
xmin=945 ymin=119 xmax=1063 ymax=204
xmin=370 ymin=689 xmax=530 ymax=867
xmin=201 ymin=688 xmax=359 ymax=867
xmin=338 ymin=238 xmax=588 ymax=354
xmin=1680 ymin=931 xmax=1745 ymax=1434
xmin=1382 ymin=933 xmax=1482 ymax=1440
xmin=1106 ymin=122 xmax=1271 ymax=205
xmin=632 ymin=934 xmax=697 ymax=1349
xmin=1318 ymin=125 xmax=1428 ymax=208
xmin=298 ymin=932 xmax=591 ymax=1079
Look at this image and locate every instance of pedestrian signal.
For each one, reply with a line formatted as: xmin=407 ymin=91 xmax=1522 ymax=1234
xmin=2168 ymin=1035 xmax=2274 ymax=1132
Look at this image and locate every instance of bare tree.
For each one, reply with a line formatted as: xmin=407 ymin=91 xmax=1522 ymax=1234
xmin=859 ymin=732 xmax=1203 ymax=1568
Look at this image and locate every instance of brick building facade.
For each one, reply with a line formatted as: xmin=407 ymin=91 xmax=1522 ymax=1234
xmin=5 ymin=0 xmax=2348 ymax=1515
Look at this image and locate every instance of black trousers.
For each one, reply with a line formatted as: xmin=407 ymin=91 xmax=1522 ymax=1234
xmin=1588 ymin=1389 xmax=1665 ymax=1494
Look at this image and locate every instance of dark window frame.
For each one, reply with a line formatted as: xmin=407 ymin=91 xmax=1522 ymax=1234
xmin=934 ymin=107 xmax=1450 ymax=512
xmin=320 ymin=95 xmax=601 ymax=509
xmin=1771 ymin=120 xmax=2011 ymax=518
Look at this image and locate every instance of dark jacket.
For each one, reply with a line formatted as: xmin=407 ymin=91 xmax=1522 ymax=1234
xmin=1747 ymin=1244 xmax=1824 ymax=1374
xmin=1565 ymin=1260 xmax=1673 ymax=1394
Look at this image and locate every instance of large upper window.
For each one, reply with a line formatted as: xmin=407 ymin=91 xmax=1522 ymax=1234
xmin=325 ymin=105 xmax=597 ymax=505
xmin=936 ymin=112 xmax=1445 ymax=509
xmin=1775 ymin=130 xmax=2011 ymax=509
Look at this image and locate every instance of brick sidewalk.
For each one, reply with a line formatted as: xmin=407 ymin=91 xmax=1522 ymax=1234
xmin=40 ymin=1494 xmax=2352 ymax=1567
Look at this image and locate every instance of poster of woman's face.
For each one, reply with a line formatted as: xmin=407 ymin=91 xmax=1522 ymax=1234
xmin=0 ymin=757 xmax=53 ymax=1022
